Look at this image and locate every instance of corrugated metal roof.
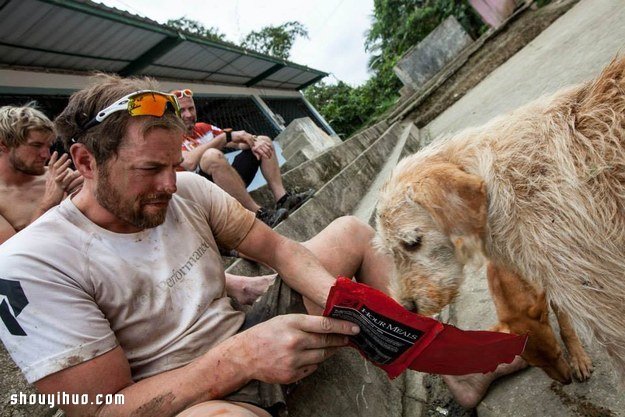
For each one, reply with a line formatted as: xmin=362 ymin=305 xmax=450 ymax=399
xmin=0 ymin=0 xmax=327 ymax=90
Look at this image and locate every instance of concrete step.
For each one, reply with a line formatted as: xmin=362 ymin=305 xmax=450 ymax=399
xmin=227 ymin=120 xmax=404 ymax=277
xmin=388 ymin=0 xmax=578 ymax=128
xmin=250 ymin=120 xmax=393 ymax=209
xmin=279 ymin=121 xmax=390 ymax=174
xmin=352 ymin=121 xmax=419 ymax=225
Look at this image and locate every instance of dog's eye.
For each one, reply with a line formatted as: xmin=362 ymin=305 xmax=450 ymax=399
xmin=401 ymin=236 xmax=422 ymax=251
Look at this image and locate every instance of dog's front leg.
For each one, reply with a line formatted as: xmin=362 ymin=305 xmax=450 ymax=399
xmin=550 ymin=301 xmax=594 ymax=381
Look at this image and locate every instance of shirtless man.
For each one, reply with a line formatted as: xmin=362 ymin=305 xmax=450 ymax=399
xmin=0 ymin=105 xmax=82 ymax=244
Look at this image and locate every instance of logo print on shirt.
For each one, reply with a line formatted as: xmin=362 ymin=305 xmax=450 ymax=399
xmin=0 ymin=279 xmax=29 ymax=336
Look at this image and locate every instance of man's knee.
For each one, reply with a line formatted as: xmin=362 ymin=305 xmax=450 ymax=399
xmin=199 ymin=149 xmax=228 ymax=174
xmin=304 ymin=216 xmax=375 ymax=249
xmin=175 ymin=400 xmax=270 ymax=417
xmin=329 ymin=216 xmax=374 ymax=240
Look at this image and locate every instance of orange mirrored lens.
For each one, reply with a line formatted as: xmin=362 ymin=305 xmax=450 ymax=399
xmin=128 ymin=93 xmax=180 ymax=117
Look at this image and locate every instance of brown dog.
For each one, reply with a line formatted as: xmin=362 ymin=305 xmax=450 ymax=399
xmin=376 ymin=57 xmax=625 ymax=382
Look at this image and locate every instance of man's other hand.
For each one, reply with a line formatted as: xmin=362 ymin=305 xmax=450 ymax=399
xmin=40 ymin=152 xmax=73 ymax=210
xmin=251 ymin=135 xmax=273 ymax=160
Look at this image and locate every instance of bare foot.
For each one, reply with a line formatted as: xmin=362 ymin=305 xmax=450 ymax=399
xmin=442 ymin=355 xmax=527 ymax=408
xmin=225 ymin=273 xmax=276 ymax=305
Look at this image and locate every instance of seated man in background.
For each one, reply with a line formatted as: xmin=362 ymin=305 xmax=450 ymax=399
xmin=0 ymin=105 xmax=82 ymax=244
xmin=173 ymin=88 xmax=314 ymax=228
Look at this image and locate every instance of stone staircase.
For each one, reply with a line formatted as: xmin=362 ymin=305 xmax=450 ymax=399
xmin=248 ymin=120 xmax=391 ymax=211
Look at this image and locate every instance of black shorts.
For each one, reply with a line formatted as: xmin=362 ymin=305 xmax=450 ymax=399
xmin=225 ymin=276 xmax=306 ymax=417
xmin=197 ymin=149 xmax=261 ymax=187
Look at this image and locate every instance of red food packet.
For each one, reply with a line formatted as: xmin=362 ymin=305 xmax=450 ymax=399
xmin=323 ymin=277 xmax=527 ymax=379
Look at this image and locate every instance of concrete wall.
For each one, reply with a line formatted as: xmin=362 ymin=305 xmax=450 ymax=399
xmin=393 ymin=16 xmax=473 ymax=91
xmin=276 ymin=117 xmax=342 ymax=162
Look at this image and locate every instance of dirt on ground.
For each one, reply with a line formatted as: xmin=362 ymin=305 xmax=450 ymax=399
xmin=422 ymin=374 xmax=476 ymax=417
xmin=397 ymin=0 xmax=579 ymax=129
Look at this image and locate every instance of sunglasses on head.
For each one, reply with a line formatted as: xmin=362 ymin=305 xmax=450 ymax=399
xmin=172 ymin=89 xmax=193 ymax=99
xmin=78 ymin=90 xmax=181 ymax=136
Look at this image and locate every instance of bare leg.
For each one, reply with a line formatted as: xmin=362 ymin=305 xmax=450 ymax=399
xmin=200 ymin=149 xmax=261 ymax=212
xmin=442 ymin=356 xmax=528 ymax=408
xmin=302 ymin=216 xmax=391 ymax=292
xmin=301 ymin=216 xmax=393 ymax=314
xmin=257 ymin=138 xmax=287 ymax=202
xmin=176 ymin=400 xmax=270 ymax=417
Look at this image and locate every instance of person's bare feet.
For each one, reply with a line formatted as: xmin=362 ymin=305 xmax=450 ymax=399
xmin=226 ymin=273 xmax=276 ymax=305
xmin=442 ymin=356 xmax=528 ymax=408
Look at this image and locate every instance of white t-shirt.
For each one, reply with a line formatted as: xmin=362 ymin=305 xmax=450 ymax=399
xmin=0 ymin=172 xmax=255 ymax=383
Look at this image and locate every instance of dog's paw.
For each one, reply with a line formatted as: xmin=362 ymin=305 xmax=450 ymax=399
xmin=569 ymin=351 xmax=594 ymax=381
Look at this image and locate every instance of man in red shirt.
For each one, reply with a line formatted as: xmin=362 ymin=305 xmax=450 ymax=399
xmin=174 ymin=89 xmax=314 ymax=227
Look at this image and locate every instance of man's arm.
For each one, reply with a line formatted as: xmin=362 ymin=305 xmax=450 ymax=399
xmin=236 ymin=220 xmax=336 ymax=309
xmin=180 ymin=134 xmax=228 ymax=171
xmin=35 ymin=315 xmax=356 ymax=417
xmin=0 ymin=213 xmax=16 ymax=244
xmin=35 ymin=340 xmax=247 ymax=417
xmin=182 ymin=131 xmax=259 ymax=168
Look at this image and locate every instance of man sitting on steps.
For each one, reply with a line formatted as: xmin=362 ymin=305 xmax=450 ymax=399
xmin=173 ymin=88 xmax=314 ymax=228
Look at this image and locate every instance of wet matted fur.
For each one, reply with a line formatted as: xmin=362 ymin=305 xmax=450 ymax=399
xmin=376 ymin=57 xmax=625 ymax=381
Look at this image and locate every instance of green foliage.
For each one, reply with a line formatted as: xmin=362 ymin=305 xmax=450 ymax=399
xmin=166 ymin=17 xmax=226 ymax=42
xmin=307 ymin=0 xmax=487 ymax=139
xmin=165 ymin=18 xmax=307 ymax=61
xmin=241 ymin=21 xmax=309 ymax=60
xmin=305 ymin=81 xmax=373 ymax=139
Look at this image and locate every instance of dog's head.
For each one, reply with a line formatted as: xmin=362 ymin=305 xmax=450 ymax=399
xmin=375 ymin=160 xmax=487 ymax=315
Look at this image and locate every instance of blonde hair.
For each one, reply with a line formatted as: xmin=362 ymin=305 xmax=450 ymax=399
xmin=55 ymin=73 xmax=185 ymax=166
xmin=0 ymin=104 xmax=54 ymax=149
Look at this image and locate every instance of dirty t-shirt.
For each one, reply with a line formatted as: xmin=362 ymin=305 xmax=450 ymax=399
xmin=0 ymin=172 xmax=255 ymax=383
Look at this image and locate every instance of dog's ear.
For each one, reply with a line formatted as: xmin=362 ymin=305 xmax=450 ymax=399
xmin=408 ymin=163 xmax=487 ymax=260
xmin=409 ymin=162 xmax=487 ymax=237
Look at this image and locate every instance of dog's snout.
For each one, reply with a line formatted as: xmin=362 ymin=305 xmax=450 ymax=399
xmin=403 ymin=299 xmax=419 ymax=314
xmin=548 ymin=365 xmax=572 ymax=385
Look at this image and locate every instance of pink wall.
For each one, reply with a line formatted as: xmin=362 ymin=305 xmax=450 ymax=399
xmin=469 ymin=0 xmax=518 ymax=27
